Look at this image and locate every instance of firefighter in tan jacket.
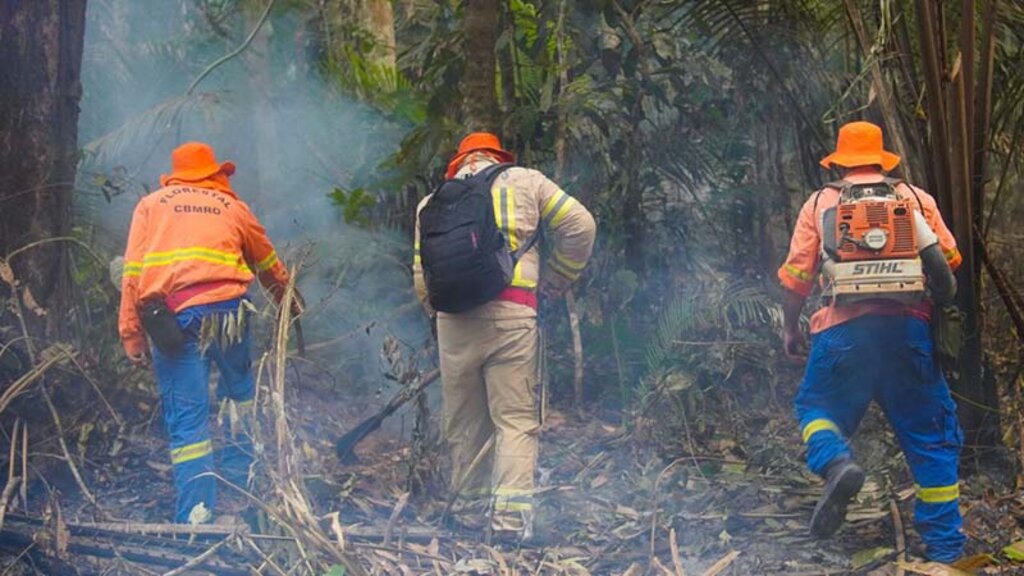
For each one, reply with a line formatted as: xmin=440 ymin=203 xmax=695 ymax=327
xmin=413 ymin=133 xmax=596 ymax=540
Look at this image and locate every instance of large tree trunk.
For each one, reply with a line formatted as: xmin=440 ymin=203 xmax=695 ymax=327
xmin=914 ymin=0 xmax=999 ymax=452
xmin=0 ymin=1 xmax=88 ymax=336
xmin=461 ymin=0 xmax=499 ymax=132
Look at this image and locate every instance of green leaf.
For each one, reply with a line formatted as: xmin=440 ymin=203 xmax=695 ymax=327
xmin=327 ymin=187 xmax=376 ymax=227
xmin=1005 ymin=541 xmax=1024 ymax=561
xmin=852 ymin=547 xmax=894 ymax=569
xmin=324 ymin=566 xmax=346 ymax=576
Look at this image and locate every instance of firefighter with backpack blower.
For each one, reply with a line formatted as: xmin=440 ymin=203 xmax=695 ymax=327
xmin=413 ymin=133 xmax=596 ymax=543
xmin=779 ymin=121 xmax=965 ymax=563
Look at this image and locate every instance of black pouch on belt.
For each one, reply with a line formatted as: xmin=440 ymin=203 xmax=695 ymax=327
xmin=139 ymin=299 xmax=186 ymax=356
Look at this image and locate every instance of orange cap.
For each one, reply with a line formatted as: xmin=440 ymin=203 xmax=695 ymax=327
xmin=160 ymin=141 xmax=236 ymax=186
xmin=445 ymin=132 xmax=514 ymax=179
xmin=819 ymin=121 xmax=900 ymax=172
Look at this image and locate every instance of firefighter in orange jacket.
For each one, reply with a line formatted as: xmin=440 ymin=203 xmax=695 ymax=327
xmin=779 ymin=122 xmax=964 ymax=562
xmin=118 ymin=142 xmax=296 ymax=523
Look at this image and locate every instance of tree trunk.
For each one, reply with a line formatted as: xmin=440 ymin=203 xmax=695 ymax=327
xmin=915 ymin=0 xmax=998 ymax=451
xmin=461 ymin=0 xmax=500 ymax=132
xmin=0 ymin=1 xmax=88 ymax=336
xmin=326 ymin=0 xmax=396 ymax=70
xmin=842 ymin=0 xmax=919 ymax=184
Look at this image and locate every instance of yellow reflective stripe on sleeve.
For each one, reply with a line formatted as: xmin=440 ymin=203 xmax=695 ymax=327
xmin=547 ymin=256 xmax=580 ymax=281
xmin=170 ymin=439 xmax=213 ymax=465
xmin=413 ymin=242 xmax=421 ymax=265
xmin=785 ymin=264 xmax=813 ymax=282
xmin=944 ymin=248 xmax=960 ymax=262
xmin=541 ymin=190 xmax=569 ymax=219
xmin=255 ymin=251 xmax=278 ymax=272
xmin=123 ymin=261 xmax=143 ymax=277
xmin=549 ymin=196 xmax=577 ymax=228
xmin=801 ymin=419 xmax=841 ymax=443
xmin=915 ymin=483 xmax=959 ymax=503
xmin=553 ymin=250 xmax=586 ymax=273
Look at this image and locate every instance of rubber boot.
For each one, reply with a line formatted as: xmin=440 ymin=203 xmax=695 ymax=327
xmin=810 ymin=457 xmax=865 ymax=539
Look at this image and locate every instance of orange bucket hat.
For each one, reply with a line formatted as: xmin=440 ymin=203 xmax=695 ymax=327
xmin=819 ymin=121 xmax=900 ymax=172
xmin=445 ymin=132 xmax=514 ymax=179
xmin=160 ymin=141 xmax=236 ymax=186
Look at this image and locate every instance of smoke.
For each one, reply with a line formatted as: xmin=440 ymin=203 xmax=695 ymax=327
xmin=76 ymin=1 xmax=432 ymax=390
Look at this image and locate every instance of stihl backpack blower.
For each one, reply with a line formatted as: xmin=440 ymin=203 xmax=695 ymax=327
xmin=818 ymin=179 xmax=955 ymax=306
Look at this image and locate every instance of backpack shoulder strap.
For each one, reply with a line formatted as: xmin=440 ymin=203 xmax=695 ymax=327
xmin=512 ymin=227 xmax=542 ymax=262
xmin=885 ymin=177 xmax=924 ymax=212
xmin=474 ymin=162 xmax=514 ymax=184
xmin=431 ymin=162 xmax=514 ymax=200
xmin=812 ymin=180 xmax=847 ymax=213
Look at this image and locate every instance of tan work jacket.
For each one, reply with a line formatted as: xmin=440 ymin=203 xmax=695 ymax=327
xmin=413 ymin=158 xmax=596 ymax=318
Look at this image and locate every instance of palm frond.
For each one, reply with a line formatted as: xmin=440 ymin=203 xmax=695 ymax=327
xmin=644 ymin=278 xmax=780 ymax=373
xmin=80 ymin=92 xmax=229 ymax=170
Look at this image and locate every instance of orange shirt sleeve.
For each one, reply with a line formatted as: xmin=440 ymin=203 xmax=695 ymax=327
xmin=237 ymin=201 xmax=290 ymax=301
xmin=118 ymin=199 xmax=149 ymax=357
xmin=778 ymin=194 xmax=821 ymax=298
xmin=911 ymin=185 xmax=962 ymax=271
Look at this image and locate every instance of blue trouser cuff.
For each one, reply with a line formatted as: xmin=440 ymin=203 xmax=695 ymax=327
xmin=916 ymin=498 xmax=966 ymax=563
xmin=220 ymin=439 xmax=253 ymax=487
xmin=172 ymin=455 xmax=216 ymax=523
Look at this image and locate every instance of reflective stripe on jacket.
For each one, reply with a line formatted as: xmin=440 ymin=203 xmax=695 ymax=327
xmin=413 ymin=158 xmax=596 ymax=317
xmin=777 ymin=171 xmax=961 ymax=334
xmin=118 ymin=182 xmax=289 ymax=356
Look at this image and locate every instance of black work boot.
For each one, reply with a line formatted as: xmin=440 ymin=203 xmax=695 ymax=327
xmin=810 ymin=458 xmax=865 ymax=539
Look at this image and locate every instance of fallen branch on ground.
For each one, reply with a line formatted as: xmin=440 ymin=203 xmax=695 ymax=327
xmin=0 ymin=515 xmax=251 ymax=575
xmin=335 ymin=368 xmax=441 ymax=462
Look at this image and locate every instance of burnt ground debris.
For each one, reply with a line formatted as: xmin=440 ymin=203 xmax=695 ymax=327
xmin=1 ymin=353 xmax=1023 ymax=575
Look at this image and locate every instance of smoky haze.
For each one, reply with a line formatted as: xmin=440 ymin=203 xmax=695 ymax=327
xmin=76 ymin=0 xmax=432 ymax=392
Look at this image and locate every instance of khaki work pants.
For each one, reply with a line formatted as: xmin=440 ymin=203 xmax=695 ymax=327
xmin=437 ymin=307 xmax=540 ymax=533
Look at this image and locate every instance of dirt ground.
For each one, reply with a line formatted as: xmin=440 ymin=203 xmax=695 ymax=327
xmin=2 ymin=358 xmax=1024 ymax=575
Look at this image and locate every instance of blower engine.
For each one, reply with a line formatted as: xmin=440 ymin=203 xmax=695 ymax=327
xmin=819 ymin=181 xmax=928 ymax=305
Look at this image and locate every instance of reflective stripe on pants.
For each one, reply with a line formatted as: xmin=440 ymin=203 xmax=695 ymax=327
xmin=153 ymin=298 xmax=255 ymax=523
xmin=438 ymin=305 xmax=540 ymax=534
xmin=793 ymin=315 xmax=965 ymax=563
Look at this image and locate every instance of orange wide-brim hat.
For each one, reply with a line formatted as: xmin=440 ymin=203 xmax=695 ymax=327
xmin=160 ymin=141 xmax=236 ymax=186
xmin=445 ymin=132 xmax=515 ymax=179
xmin=820 ymin=121 xmax=901 ymax=172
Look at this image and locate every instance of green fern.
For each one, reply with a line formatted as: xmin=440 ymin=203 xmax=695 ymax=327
xmin=644 ymin=278 xmax=780 ymax=373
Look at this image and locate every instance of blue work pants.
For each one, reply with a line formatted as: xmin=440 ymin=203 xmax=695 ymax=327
xmin=151 ymin=298 xmax=255 ymax=523
xmin=794 ymin=315 xmax=965 ymax=563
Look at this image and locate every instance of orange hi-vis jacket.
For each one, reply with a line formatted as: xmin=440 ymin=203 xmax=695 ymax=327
xmin=118 ymin=177 xmax=290 ymax=357
xmin=778 ymin=170 xmax=961 ymax=335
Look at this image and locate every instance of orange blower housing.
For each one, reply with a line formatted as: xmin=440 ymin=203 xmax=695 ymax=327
xmin=832 ymin=199 xmax=918 ymax=262
xmin=820 ymin=181 xmax=927 ymax=305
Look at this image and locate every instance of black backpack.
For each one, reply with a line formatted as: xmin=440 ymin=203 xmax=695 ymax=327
xmin=419 ymin=163 xmax=538 ymax=313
